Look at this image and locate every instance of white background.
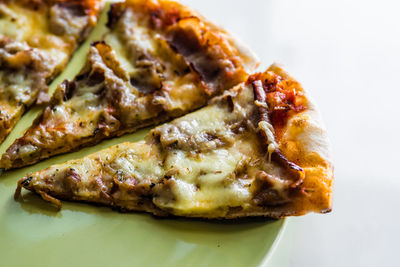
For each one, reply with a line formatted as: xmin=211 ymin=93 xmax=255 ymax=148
xmin=183 ymin=0 xmax=400 ymax=266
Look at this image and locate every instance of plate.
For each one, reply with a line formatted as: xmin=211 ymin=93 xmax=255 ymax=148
xmin=0 ymin=3 xmax=285 ymax=267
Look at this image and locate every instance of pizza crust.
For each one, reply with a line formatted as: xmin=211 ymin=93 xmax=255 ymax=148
xmin=14 ymin=64 xmax=334 ymax=219
xmin=174 ymin=2 xmax=260 ymax=73
xmin=268 ymin=63 xmax=333 ymax=215
xmin=9 ymin=2 xmax=332 ymax=219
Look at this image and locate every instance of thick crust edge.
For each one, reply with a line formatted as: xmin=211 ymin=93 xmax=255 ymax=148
xmin=268 ymin=63 xmax=334 ymax=214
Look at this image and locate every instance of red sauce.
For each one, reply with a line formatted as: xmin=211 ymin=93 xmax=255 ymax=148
xmin=248 ymin=72 xmax=307 ymax=139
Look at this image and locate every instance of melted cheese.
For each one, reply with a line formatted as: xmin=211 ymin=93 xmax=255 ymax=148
xmin=11 ymin=3 xmax=273 ymax=216
xmin=0 ymin=1 xmax=97 ymax=146
xmin=0 ymin=3 xmax=69 ymax=65
xmin=20 ymin=82 xmax=293 ymax=218
xmin=0 ymin=3 xmax=46 ymax=42
xmin=113 ymin=147 xmax=164 ymax=180
xmin=1 ymin=0 xmax=257 ymax=169
xmin=106 ymin=7 xmax=206 ymax=112
xmin=258 ymin=121 xmax=278 ymax=162
xmin=156 ymin=148 xmax=251 ymax=212
xmin=0 ymin=71 xmax=33 ymax=103
xmin=149 ymin=99 xmax=256 ymax=214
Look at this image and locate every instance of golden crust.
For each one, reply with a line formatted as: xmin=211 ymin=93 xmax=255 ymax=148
xmin=267 ymin=64 xmax=333 ymax=214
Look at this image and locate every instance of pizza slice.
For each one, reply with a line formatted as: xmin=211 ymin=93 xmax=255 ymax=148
xmin=15 ymin=64 xmax=333 ymax=219
xmin=0 ymin=0 xmax=103 ymax=145
xmin=0 ymin=0 xmax=258 ymax=170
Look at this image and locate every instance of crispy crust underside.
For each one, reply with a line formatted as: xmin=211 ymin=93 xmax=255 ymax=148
xmin=17 ymin=185 xmax=324 ymax=219
xmin=18 ymin=189 xmax=330 ymax=219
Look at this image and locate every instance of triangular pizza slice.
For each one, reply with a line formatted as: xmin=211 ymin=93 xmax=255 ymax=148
xmin=0 ymin=0 xmax=258 ymax=170
xmin=0 ymin=0 xmax=103 ymax=144
xmin=15 ymin=65 xmax=333 ymax=219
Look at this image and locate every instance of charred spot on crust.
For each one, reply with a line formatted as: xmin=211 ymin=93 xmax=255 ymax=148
xmin=321 ymin=208 xmax=332 ymax=214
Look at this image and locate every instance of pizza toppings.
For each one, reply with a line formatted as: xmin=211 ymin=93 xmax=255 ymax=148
xmin=49 ymin=3 xmax=91 ymax=37
xmin=0 ymin=0 xmax=258 ymax=170
xmin=109 ymin=0 xmax=250 ymax=95
xmin=0 ymin=0 xmax=333 ymax=220
xmin=248 ymin=71 xmax=308 ymax=141
xmin=12 ymin=63 xmax=330 ymax=219
xmin=251 ymin=73 xmax=307 ymax=195
xmin=0 ymin=0 xmax=102 ymax=144
xmin=0 ymin=38 xmax=49 ymax=144
xmin=10 ymin=0 xmax=102 ymax=21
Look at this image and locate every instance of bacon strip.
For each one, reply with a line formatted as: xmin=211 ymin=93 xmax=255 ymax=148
xmin=252 ymin=80 xmax=305 ymax=189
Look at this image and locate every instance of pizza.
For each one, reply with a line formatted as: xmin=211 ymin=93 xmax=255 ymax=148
xmin=0 ymin=0 xmax=258 ymax=170
xmin=15 ymin=65 xmax=333 ymax=219
xmin=0 ymin=0 xmax=103 ymax=145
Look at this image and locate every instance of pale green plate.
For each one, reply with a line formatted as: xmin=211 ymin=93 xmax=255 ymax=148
xmin=0 ymin=3 xmax=285 ymax=267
